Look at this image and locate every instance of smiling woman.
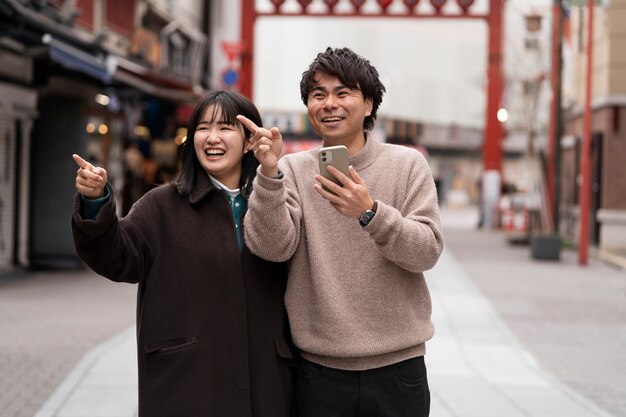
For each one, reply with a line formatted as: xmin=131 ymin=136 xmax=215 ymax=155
xmin=71 ymin=90 xmax=296 ymax=417
xmin=192 ymin=104 xmax=249 ymax=190
xmin=176 ymin=91 xmax=262 ymax=197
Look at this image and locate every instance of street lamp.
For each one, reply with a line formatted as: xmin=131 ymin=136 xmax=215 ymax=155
xmin=497 ymin=107 xmax=508 ymax=123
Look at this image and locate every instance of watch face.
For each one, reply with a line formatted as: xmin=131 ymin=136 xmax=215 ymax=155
xmin=360 ymin=209 xmax=375 ymax=226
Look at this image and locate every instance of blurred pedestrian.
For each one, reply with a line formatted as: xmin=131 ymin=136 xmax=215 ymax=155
xmin=239 ymin=47 xmax=444 ymax=417
xmin=71 ymin=90 xmax=295 ymax=417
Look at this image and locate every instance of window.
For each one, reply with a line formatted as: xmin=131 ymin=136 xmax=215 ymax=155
xmin=106 ymin=0 xmax=136 ymax=37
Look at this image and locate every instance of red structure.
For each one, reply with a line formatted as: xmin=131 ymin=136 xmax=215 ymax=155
xmin=240 ymin=0 xmax=504 ymax=172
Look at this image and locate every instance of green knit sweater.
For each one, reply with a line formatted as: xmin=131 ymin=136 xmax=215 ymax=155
xmin=244 ymin=137 xmax=444 ymax=370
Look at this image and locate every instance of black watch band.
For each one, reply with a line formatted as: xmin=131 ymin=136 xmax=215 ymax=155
xmin=359 ymin=201 xmax=377 ymax=227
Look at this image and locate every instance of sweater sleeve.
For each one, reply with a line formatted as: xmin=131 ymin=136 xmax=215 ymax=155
xmin=243 ymin=165 xmax=302 ymax=262
xmin=79 ymin=186 xmax=111 ymax=220
xmin=71 ymin=185 xmax=151 ymax=283
xmin=364 ymin=152 xmax=444 ymax=273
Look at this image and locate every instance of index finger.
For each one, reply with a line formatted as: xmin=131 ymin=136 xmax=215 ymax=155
xmin=236 ymin=114 xmax=259 ymax=133
xmin=72 ymin=154 xmax=92 ymax=170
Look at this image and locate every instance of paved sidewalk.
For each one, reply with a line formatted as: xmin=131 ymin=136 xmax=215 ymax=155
xmin=427 ymin=251 xmax=614 ymax=417
xmin=441 ymin=207 xmax=626 ymax=416
xmin=34 ymin=327 xmax=138 ymax=417
xmin=31 ymin=206 xmax=622 ymax=417
xmin=0 ymin=269 xmax=135 ymax=417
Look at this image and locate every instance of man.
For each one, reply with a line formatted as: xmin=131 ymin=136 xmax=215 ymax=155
xmin=239 ymin=47 xmax=443 ymax=417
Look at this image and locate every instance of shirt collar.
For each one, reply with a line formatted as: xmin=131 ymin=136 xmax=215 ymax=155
xmin=208 ymin=175 xmax=240 ymax=199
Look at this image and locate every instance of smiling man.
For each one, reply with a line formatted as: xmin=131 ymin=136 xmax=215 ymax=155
xmin=243 ymin=47 xmax=444 ymax=417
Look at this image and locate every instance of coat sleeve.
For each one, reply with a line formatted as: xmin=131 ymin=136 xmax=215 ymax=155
xmin=71 ymin=185 xmax=152 ymax=283
xmin=365 ymin=152 xmax=444 ymax=273
xmin=243 ymin=165 xmax=303 ymax=263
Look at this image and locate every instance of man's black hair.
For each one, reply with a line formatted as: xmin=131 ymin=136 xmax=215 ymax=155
xmin=300 ymin=47 xmax=386 ymax=132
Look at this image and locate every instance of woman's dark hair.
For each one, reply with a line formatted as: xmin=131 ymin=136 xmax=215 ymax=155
xmin=300 ymin=47 xmax=386 ymax=132
xmin=174 ymin=90 xmax=261 ymax=198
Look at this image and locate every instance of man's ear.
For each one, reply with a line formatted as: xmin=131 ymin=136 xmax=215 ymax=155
xmin=365 ymin=97 xmax=373 ymax=117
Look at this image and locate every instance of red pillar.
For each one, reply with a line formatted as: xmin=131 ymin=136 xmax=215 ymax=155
xmin=579 ymin=0 xmax=594 ymax=265
xmin=483 ymin=0 xmax=504 ymax=172
xmin=240 ymin=0 xmax=256 ymax=99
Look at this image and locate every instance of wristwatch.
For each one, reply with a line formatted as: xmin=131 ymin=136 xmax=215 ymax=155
xmin=359 ymin=201 xmax=377 ymax=227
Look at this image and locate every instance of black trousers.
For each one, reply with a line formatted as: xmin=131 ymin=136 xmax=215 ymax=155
xmin=296 ymin=356 xmax=430 ymax=417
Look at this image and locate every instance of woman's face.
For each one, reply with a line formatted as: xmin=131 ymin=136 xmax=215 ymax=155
xmin=193 ymin=104 xmax=248 ymax=189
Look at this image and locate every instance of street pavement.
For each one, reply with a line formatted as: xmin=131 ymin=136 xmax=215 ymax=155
xmin=0 ymin=269 xmax=135 ymax=417
xmin=1 ymin=205 xmax=625 ymax=416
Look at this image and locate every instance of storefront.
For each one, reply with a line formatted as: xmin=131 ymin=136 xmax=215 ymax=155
xmin=0 ymin=82 xmax=37 ymax=271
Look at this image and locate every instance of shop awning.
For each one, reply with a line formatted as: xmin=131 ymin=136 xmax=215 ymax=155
xmin=112 ymin=57 xmax=202 ymax=104
xmin=43 ymin=34 xmax=114 ymax=83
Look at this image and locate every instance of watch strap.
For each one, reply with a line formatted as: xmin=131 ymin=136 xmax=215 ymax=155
xmin=359 ymin=201 xmax=377 ymax=227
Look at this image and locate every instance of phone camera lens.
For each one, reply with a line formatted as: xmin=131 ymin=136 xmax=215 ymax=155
xmin=322 ymin=157 xmax=327 ymax=162
xmin=321 ymin=152 xmax=326 ymax=156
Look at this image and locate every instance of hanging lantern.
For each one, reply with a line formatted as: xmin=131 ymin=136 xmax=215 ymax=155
xmin=323 ymin=0 xmax=341 ymax=12
xmin=403 ymin=0 xmax=421 ymax=13
xmin=377 ymin=0 xmax=394 ymax=12
xmin=429 ymin=0 xmax=447 ymax=14
xmin=455 ymin=0 xmax=475 ymax=14
xmin=270 ymin=0 xmax=286 ymax=12
xmin=297 ymin=0 xmax=314 ymax=12
xmin=350 ymin=0 xmax=367 ymax=12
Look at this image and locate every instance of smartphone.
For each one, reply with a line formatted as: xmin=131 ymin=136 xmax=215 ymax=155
xmin=318 ymin=145 xmax=349 ymax=190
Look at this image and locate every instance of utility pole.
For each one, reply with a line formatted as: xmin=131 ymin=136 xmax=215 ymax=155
xmin=548 ymin=0 xmax=563 ymax=233
xmin=578 ymin=0 xmax=594 ymax=265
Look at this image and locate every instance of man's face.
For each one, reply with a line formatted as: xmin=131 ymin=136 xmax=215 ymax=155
xmin=306 ymin=72 xmax=373 ymax=153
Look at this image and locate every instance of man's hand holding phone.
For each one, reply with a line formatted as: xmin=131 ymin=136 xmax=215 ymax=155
xmin=236 ymin=114 xmax=283 ymax=178
xmin=315 ymin=147 xmax=374 ymax=219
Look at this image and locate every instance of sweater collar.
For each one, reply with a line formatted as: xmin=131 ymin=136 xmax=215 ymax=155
xmin=346 ymin=134 xmax=381 ymax=171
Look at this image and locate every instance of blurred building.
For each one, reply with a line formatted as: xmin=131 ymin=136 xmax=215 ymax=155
xmin=0 ymin=0 xmax=209 ymax=271
xmin=212 ymin=0 xmax=557 ymax=210
xmin=560 ymin=2 xmax=626 ymax=254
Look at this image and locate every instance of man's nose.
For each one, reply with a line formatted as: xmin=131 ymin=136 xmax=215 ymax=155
xmin=323 ymin=95 xmax=338 ymax=110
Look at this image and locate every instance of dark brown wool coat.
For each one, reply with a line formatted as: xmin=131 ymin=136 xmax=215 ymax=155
xmin=72 ymin=172 xmax=295 ymax=417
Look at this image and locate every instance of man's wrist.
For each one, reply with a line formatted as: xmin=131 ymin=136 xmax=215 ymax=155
xmin=359 ymin=200 xmax=377 ymax=227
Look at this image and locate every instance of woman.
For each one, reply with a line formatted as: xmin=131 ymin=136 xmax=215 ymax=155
xmin=72 ymin=91 xmax=295 ymax=417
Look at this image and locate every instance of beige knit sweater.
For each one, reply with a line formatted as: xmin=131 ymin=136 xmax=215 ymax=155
xmin=244 ymin=137 xmax=444 ymax=370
